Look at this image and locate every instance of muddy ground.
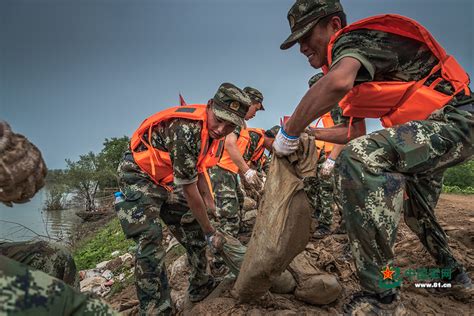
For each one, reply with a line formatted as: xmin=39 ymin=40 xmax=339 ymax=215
xmin=106 ymin=194 xmax=473 ymax=315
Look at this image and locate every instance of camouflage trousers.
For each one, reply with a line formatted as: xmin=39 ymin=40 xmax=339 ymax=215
xmin=208 ymin=165 xmax=244 ymax=237
xmin=304 ymin=149 xmax=335 ymax=227
xmin=0 ymin=240 xmax=78 ymax=288
xmin=116 ymin=159 xmax=212 ymax=315
xmin=0 ymin=255 xmax=118 ymax=316
xmin=334 ymin=106 xmax=474 ymax=295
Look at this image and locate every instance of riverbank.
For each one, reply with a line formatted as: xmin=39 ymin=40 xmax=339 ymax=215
xmin=73 ymin=193 xmax=473 ymax=315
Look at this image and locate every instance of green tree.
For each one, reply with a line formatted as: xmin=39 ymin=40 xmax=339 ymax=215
xmin=443 ymin=159 xmax=474 ymax=189
xmin=65 ymin=152 xmax=104 ymax=211
xmin=97 ymin=136 xmax=129 ymax=189
xmin=44 ymin=169 xmax=67 ymax=210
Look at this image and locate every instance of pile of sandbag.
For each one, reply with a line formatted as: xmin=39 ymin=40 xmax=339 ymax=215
xmin=233 ymin=134 xmax=320 ymax=302
xmin=240 ymin=196 xmax=258 ymax=233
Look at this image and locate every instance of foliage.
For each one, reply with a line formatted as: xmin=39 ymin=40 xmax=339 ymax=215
xmin=65 ymin=152 xmax=103 ymax=211
xmin=443 ymin=159 xmax=474 ymax=194
xmin=442 ymin=185 xmax=474 ymax=194
xmin=73 ymin=217 xmax=135 ymax=270
xmin=44 ymin=169 xmax=68 ymax=210
xmin=96 ymin=136 xmax=130 ymax=190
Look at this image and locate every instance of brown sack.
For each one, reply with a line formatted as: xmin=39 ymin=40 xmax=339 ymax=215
xmin=233 ymin=134 xmax=318 ymax=302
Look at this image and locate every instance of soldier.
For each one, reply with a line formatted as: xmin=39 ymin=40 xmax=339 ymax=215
xmin=116 ymin=83 xmax=251 ymax=315
xmin=277 ymin=0 xmax=473 ymax=314
xmin=0 ymin=121 xmax=118 ymax=315
xmin=308 ymin=73 xmax=360 ymax=238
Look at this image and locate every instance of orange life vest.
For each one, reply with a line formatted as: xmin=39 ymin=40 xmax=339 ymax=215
xmin=217 ymin=128 xmax=266 ymax=174
xmin=130 ymin=105 xmax=225 ymax=190
xmin=326 ymin=14 xmax=470 ymax=127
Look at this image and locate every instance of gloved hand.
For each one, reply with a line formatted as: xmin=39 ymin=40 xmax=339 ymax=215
xmin=205 ymin=230 xmax=225 ymax=254
xmin=272 ymin=128 xmax=299 ymax=156
xmin=320 ymin=158 xmax=336 ymax=179
xmin=244 ymin=169 xmax=260 ymax=185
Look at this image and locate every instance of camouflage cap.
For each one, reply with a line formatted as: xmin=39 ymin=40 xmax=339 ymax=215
xmin=264 ymin=125 xmax=281 ymax=138
xmin=308 ymin=72 xmax=324 ymax=87
xmin=212 ymin=83 xmax=251 ymax=127
xmin=243 ymin=86 xmax=265 ymax=110
xmin=280 ymin=0 xmax=344 ymax=50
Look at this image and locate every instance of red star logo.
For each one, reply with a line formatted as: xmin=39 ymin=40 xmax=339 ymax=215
xmin=381 ymin=265 xmax=395 ymax=280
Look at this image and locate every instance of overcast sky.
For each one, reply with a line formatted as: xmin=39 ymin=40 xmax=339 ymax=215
xmin=1 ymin=0 xmax=472 ymax=169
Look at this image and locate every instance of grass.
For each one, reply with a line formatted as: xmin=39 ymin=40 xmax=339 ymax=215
xmin=73 ymin=217 xmax=135 ymax=270
xmin=442 ymin=185 xmax=474 ymax=195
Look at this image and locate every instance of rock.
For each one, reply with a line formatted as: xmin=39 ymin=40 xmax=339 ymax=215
xmin=96 ymin=260 xmax=111 ymax=270
xmin=105 ymin=257 xmax=123 ymax=272
xmin=118 ymin=273 xmax=125 ymax=281
xmin=111 ymin=250 xmax=120 ymax=257
xmin=80 ymin=276 xmax=106 ymax=293
xmin=79 ymin=269 xmax=101 ymax=280
xmin=119 ymin=253 xmax=134 ymax=268
xmin=243 ymin=197 xmax=257 ymax=211
xmin=102 ymin=270 xmax=114 ymax=280
xmin=270 ymin=270 xmax=297 ymax=294
xmin=294 ymin=274 xmax=342 ymax=305
xmin=243 ymin=210 xmax=258 ymax=222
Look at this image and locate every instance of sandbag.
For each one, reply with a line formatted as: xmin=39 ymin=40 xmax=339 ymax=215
xmin=233 ymin=134 xmax=319 ymax=302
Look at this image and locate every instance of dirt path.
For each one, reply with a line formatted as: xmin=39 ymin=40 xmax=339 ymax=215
xmin=108 ymin=194 xmax=474 ymax=315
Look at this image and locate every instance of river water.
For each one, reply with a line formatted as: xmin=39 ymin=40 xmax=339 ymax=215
xmin=0 ymin=190 xmax=82 ymax=242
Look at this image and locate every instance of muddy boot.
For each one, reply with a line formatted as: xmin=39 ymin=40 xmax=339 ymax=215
xmin=188 ymin=277 xmax=219 ymax=303
xmin=313 ymin=224 xmax=331 ymax=239
xmin=343 ymin=291 xmax=406 ymax=316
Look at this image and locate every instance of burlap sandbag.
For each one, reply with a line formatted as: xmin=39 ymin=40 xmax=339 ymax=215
xmin=233 ymin=134 xmax=318 ymax=302
xmin=0 ymin=121 xmax=47 ymax=206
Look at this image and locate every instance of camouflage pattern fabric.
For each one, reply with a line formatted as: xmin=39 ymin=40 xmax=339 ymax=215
xmin=242 ymin=130 xmax=264 ymax=163
xmin=116 ymin=158 xmax=213 ymax=315
xmin=303 ymin=147 xmax=334 ymax=226
xmin=331 ymin=29 xmax=473 ymax=105
xmin=0 ymin=255 xmax=118 ymax=316
xmin=207 ymin=165 xmax=243 ymax=237
xmin=334 ymin=106 xmax=474 ymax=294
xmin=0 ymin=240 xmax=78 ymax=288
xmin=136 ymin=118 xmax=203 ymax=186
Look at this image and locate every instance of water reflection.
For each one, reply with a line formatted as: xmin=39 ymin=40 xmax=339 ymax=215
xmin=0 ymin=190 xmax=82 ymax=243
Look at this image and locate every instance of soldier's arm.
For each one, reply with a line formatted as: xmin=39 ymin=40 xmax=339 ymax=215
xmin=309 ymin=118 xmax=366 ymax=144
xmin=284 ymin=57 xmax=361 ymax=136
xmin=225 ymin=133 xmax=250 ymax=175
xmin=197 ymin=171 xmax=216 ymax=217
xmin=182 ymin=182 xmax=214 ymax=235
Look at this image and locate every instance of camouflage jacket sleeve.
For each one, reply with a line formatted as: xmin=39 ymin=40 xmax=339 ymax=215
xmin=330 ymin=29 xmax=438 ymax=84
xmin=155 ymin=119 xmax=202 ymax=186
xmin=243 ymin=131 xmax=263 ymax=162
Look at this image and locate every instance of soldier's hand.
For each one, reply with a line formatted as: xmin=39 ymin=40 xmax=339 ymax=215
xmin=205 ymin=230 xmax=226 ymax=253
xmin=244 ymin=169 xmax=259 ymax=185
xmin=272 ymin=128 xmax=299 ymax=156
xmin=320 ymin=158 xmax=335 ymax=179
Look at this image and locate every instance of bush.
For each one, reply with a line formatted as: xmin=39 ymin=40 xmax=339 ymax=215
xmin=443 ymin=160 xmax=474 ymax=189
xmin=73 ymin=218 xmax=135 ymax=270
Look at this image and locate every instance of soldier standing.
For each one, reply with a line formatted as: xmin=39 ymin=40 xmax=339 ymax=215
xmin=277 ymin=0 xmax=473 ymax=314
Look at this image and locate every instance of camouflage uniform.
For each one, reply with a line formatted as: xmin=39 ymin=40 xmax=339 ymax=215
xmin=0 ymin=240 xmax=78 ymax=288
xmin=308 ymin=73 xmax=345 ymax=227
xmin=332 ymin=29 xmax=474 ymax=295
xmin=209 ymin=126 xmax=263 ymax=236
xmin=116 ymin=119 xmax=213 ymax=315
xmin=0 ymin=255 xmax=118 ymax=316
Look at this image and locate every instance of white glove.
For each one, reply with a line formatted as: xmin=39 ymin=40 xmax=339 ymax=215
xmin=272 ymin=128 xmax=299 ymax=156
xmin=320 ymin=158 xmax=336 ymax=178
xmin=244 ymin=169 xmax=259 ymax=185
